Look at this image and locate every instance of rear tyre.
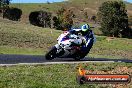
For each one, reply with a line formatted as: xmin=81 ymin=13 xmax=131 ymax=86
xmin=74 ymin=55 xmax=82 ymax=61
xmin=45 ymin=47 xmax=57 ymax=60
xmin=73 ymin=52 xmax=84 ymax=61
xmin=73 ymin=51 xmax=86 ymax=61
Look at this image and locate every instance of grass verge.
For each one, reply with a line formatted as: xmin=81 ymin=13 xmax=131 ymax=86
xmin=0 ymin=63 xmax=131 ymax=88
xmin=0 ymin=46 xmax=44 ymax=55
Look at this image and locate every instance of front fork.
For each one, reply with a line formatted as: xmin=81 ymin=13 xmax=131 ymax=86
xmin=55 ymin=44 xmax=65 ymax=56
xmin=55 ymin=44 xmax=60 ymax=50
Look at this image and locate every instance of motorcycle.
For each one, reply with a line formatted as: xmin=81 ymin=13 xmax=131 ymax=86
xmin=45 ymin=31 xmax=90 ymax=60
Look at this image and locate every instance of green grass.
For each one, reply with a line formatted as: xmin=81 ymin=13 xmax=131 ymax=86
xmin=0 ymin=18 xmax=132 ymax=59
xmin=0 ymin=46 xmax=44 ymax=55
xmin=89 ymin=36 xmax=132 ymax=59
xmin=0 ymin=63 xmax=131 ymax=88
xmin=10 ymin=3 xmax=62 ymax=14
xmin=0 ymin=17 xmax=61 ymax=48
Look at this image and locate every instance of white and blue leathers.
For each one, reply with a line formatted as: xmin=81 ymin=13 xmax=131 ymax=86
xmin=69 ymin=28 xmax=96 ymax=52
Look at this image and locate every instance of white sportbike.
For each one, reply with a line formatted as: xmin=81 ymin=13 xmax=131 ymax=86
xmin=45 ymin=31 xmax=91 ymax=60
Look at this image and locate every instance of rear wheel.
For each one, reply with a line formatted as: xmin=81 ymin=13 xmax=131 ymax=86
xmin=45 ymin=47 xmax=57 ymax=60
xmin=74 ymin=55 xmax=82 ymax=61
xmin=73 ymin=49 xmax=88 ymax=60
xmin=73 ymin=52 xmax=85 ymax=61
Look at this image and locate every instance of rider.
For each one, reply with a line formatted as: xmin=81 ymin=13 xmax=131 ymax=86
xmin=69 ymin=24 xmax=96 ymax=55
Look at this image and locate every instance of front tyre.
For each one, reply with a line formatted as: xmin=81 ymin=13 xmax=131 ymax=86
xmin=45 ymin=47 xmax=57 ymax=60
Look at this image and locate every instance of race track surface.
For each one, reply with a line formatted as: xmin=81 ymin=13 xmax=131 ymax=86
xmin=0 ymin=54 xmax=131 ymax=66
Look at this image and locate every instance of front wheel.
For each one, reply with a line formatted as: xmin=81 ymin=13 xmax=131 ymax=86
xmin=45 ymin=47 xmax=57 ymax=60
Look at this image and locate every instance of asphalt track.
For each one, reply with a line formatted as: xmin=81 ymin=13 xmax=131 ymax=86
xmin=0 ymin=54 xmax=131 ymax=66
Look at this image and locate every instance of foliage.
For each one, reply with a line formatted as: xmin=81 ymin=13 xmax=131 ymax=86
xmin=29 ymin=11 xmax=52 ymax=28
xmin=0 ymin=0 xmax=10 ymax=8
xmin=52 ymin=16 xmax=62 ymax=30
xmin=0 ymin=0 xmax=11 ymax=15
xmin=3 ymin=7 xmax=22 ymax=21
xmin=128 ymin=16 xmax=132 ymax=26
xmin=0 ymin=0 xmax=22 ymax=21
xmin=63 ymin=9 xmax=74 ymax=30
xmin=98 ymin=1 xmax=131 ymax=38
xmin=53 ymin=7 xmax=74 ymax=30
xmin=38 ymin=10 xmax=52 ymax=28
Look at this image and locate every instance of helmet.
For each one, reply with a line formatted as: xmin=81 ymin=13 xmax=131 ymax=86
xmin=81 ymin=24 xmax=90 ymax=32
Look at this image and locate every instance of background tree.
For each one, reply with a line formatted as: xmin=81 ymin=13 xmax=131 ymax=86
xmin=55 ymin=7 xmax=66 ymax=30
xmin=0 ymin=0 xmax=10 ymax=8
xmin=128 ymin=16 xmax=132 ymax=27
xmin=29 ymin=11 xmax=52 ymax=28
xmin=52 ymin=16 xmax=61 ymax=29
xmin=98 ymin=1 xmax=131 ymax=38
xmin=0 ymin=0 xmax=11 ymax=17
xmin=3 ymin=7 xmax=22 ymax=21
xmin=53 ymin=7 xmax=74 ymax=30
xmin=62 ymin=9 xmax=74 ymax=30
xmin=38 ymin=11 xmax=52 ymax=28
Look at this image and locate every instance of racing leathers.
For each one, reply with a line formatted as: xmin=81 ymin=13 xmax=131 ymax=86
xmin=69 ymin=28 xmax=96 ymax=55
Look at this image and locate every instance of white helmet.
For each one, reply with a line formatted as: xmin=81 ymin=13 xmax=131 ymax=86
xmin=81 ymin=24 xmax=90 ymax=32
